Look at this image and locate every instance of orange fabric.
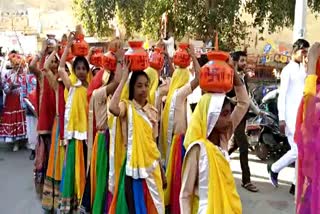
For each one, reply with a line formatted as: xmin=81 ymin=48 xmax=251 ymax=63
xmin=46 ymin=119 xmax=58 ymax=178
xmin=75 ymin=139 xmax=86 ymax=201
xmin=90 ymin=134 xmax=99 ymax=206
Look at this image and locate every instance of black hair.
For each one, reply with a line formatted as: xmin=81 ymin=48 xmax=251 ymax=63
xmin=198 ymin=54 xmax=209 ymax=67
xmin=292 ymin=39 xmax=310 ymax=53
xmin=231 ymin=51 xmax=247 ymax=62
xmin=9 ymin=50 xmax=18 ymax=54
xmin=128 ymin=71 xmax=150 ymax=100
xmin=72 ymin=56 xmax=90 ymax=73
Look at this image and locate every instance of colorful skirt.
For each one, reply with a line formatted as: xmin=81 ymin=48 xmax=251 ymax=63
xmin=165 ymin=134 xmax=186 ymax=214
xmin=0 ymin=93 xmax=26 ymax=143
xmin=110 ymin=157 xmax=162 ymax=214
xmin=59 ymin=139 xmax=86 ymax=213
xmin=34 ymin=134 xmax=52 ymax=200
xmin=81 ymin=129 xmax=112 ymax=214
xmin=42 ymin=117 xmax=66 ymax=212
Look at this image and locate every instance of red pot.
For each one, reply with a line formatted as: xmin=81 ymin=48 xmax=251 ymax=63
xmin=72 ymin=34 xmax=89 ymax=57
xmin=125 ymin=41 xmax=149 ymax=71
xmin=90 ymin=48 xmax=104 ymax=67
xmin=173 ymin=43 xmax=191 ymax=68
xmin=149 ymin=47 xmax=164 ymax=70
xmin=104 ymin=51 xmax=117 ymax=72
xmin=200 ymin=51 xmax=234 ymax=93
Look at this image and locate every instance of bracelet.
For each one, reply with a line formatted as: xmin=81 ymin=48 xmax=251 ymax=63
xmin=117 ymin=60 xmax=123 ymax=64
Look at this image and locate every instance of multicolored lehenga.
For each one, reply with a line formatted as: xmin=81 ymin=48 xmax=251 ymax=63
xmin=81 ymin=69 xmax=113 ymax=213
xmin=109 ymin=101 xmax=165 ymax=214
xmin=160 ymin=67 xmax=190 ymax=213
xmin=59 ymin=80 xmax=88 ymax=213
xmin=42 ymin=81 xmax=66 ymax=212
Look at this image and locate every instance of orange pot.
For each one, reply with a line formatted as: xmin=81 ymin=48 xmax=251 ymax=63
xmin=72 ymin=34 xmax=89 ymax=57
xmin=173 ymin=43 xmax=191 ymax=68
xmin=125 ymin=41 xmax=149 ymax=71
xmin=104 ymin=51 xmax=117 ymax=72
xmin=149 ymin=47 xmax=164 ymax=70
xmin=200 ymin=51 xmax=234 ymax=93
xmin=90 ymin=48 xmax=104 ymax=67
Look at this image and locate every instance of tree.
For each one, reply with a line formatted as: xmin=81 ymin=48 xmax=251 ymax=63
xmin=172 ymin=0 xmax=248 ymax=50
xmin=73 ymin=0 xmax=116 ymax=37
xmin=246 ymin=0 xmax=320 ymax=34
xmin=73 ymin=0 xmax=320 ymax=50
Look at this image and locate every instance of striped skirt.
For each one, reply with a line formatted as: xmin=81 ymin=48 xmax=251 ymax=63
xmin=165 ymin=134 xmax=186 ymax=214
xmin=59 ymin=139 xmax=86 ymax=213
xmin=42 ymin=117 xmax=65 ymax=212
xmin=81 ymin=129 xmax=112 ymax=213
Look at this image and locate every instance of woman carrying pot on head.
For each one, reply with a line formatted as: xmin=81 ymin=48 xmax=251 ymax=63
xmin=180 ymin=68 xmax=249 ymax=214
xmin=80 ymin=39 xmax=123 ymax=214
xmin=160 ymin=43 xmax=201 ymax=213
xmin=40 ymin=41 xmax=72 ymax=212
xmin=58 ymin=32 xmax=92 ymax=213
xmin=108 ymin=58 xmax=165 ymax=214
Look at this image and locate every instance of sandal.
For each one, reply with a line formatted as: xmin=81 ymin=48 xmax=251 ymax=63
xmin=242 ymin=182 xmax=259 ymax=192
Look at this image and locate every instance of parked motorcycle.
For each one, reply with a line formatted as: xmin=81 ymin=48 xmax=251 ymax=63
xmin=246 ymin=89 xmax=290 ymax=161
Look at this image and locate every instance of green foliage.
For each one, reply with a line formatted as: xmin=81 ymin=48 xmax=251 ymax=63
xmin=246 ymin=0 xmax=320 ymax=34
xmin=73 ymin=0 xmax=320 ymax=50
xmin=73 ymin=0 xmax=115 ymax=37
xmin=173 ymin=0 xmax=247 ymax=50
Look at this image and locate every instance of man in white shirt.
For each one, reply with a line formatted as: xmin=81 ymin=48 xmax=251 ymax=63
xmin=268 ymin=39 xmax=310 ymax=195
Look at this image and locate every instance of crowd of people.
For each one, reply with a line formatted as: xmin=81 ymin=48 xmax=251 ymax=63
xmin=0 ymin=24 xmax=319 ymax=214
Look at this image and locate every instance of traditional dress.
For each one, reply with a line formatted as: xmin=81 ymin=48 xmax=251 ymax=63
xmin=160 ymin=67 xmax=191 ymax=212
xmin=42 ymin=68 xmax=67 ymax=212
xmin=34 ymin=67 xmax=56 ymax=198
xmin=109 ymin=100 xmax=165 ymax=214
xmin=59 ymin=78 xmax=88 ymax=213
xmin=180 ymin=85 xmax=249 ymax=213
xmin=81 ymin=69 xmax=113 ymax=213
xmin=0 ymin=70 xmax=27 ymax=143
xmin=295 ymin=74 xmax=320 ymax=214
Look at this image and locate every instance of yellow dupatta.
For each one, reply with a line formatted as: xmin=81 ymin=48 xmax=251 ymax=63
xmin=160 ymin=68 xmax=189 ymax=161
xmin=183 ymin=93 xmax=242 ymax=214
xmin=108 ymin=73 xmax=131 ymax=194
xmin=145 ymin=66 xmax=159 ymax=106
xmin=125 ymin=100 xmax=164 ymax=213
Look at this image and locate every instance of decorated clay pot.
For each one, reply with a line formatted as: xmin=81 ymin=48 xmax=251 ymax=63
xmin=72 ymin=34 xmax=89 ymax=57
xmin=199 ymin=51 xmax=234 ymax=93
xmin=104 ymin=51 xmax=117 ymax=72
xmin=149 ymin=47 xmax=164 ymax=70
xmin=125 ymin=41 xmax=149 ymax=71
xmin=90 ymin=48 xmax=104 ymax=67
xmin=173 ymin=43 xmax=191 ymax=68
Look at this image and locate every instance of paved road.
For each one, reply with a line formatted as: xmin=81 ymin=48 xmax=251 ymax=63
xmin=0 ymin=146 xmax=295 ymax=214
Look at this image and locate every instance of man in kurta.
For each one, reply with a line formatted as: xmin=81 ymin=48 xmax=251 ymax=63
xmin=268 ymin=39 xmax=309 ymax=195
